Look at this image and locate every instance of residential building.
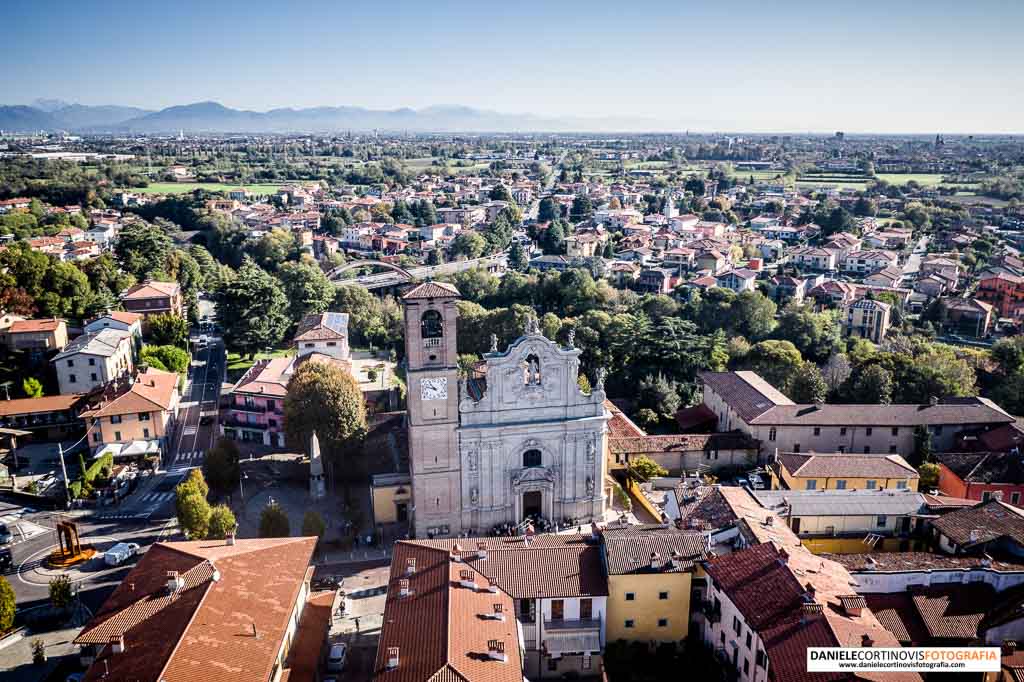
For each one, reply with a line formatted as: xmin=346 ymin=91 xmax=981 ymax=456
xmin=701 ymin=541 xmax=918 ymax=682
xmin=84 ymin=311 xmax=144 ymax=347
xmin=80 ymin=368 xmax=180 ymax=456
xmin=74 ymin=536 xmax=330 ymax=682
xmin=0 ymin=394 xmax=86 ymax=442
xmin=221 ymin=356 xmax=289 ymax=447
xmin=293 ymin=311 xmax=350 ymax=362
xmin=864 ymin=265 xmax=904 ymax=289
xmin=378 ymin=534 xmax=607 ymax=680
xmin=842 ymin=298 xmax=891 ymax=344
xmin=121 ymin=280 xmax=185 ymax=320
xmin=935 ymin=452 xmax=1024 ymax=504
xmin=766 ymin=276 xmax=807 ymax=305
xmin=700 ymin=370 xmax=1014 ymax=458
xmin=770 ymin=452 xmax=920 ymax=492
xmin=715 ymin=268 xmax=758 ymax=293
xmin=940 ymin=297 xmax=994 ymax=338
xmin=932 ymin=498 xmax=1024 ymax=559
xmin=788 ymin=246 xmax=836 ymax=271
xmin=843 ymin=250 xmax=899 ymax=275
xmin=602 ymin=526 xmax=709 ymax=645
xmin=52 ymin=328 xmax=135 ymax=395
xmin=637 ymin=267 xmax=678 ymax=294
xmin=978 ymin=271 xmax=1024 ymax=319
xmin=751 ymin=488 xmax=933 ymax=553
xmin=4 ymin=317 xmax=68 ymax=352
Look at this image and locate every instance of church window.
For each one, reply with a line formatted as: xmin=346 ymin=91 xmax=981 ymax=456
xmin=523 ymin=449 xmax=542 ymax=468
xmin=421 ymin=310 xmax=443 ymax=339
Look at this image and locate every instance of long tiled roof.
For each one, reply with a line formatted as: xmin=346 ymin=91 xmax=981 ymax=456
xmin=53 ymin=328 xmax=131 ymax=360
xmin=911 ymin=584 xmax=994 ymax=640
xmin=122 ymin=280 xmax=180 ymax=299
xmin=751 ymin=398 xmax=1012 ymax=427
xmin=9 ymin=317 xmax=64 ymax=333
xmin=704 ymin=542 xmax=807 ymax=630
xmin=601 ymin=527 xmax=708 ymax=574
xmin=699 ymin=371 xmax=794 ymax=422
xmin=931 ymin=498 xmax=1024 ymax=548
xmin=0 ymin=394 xmax=83 ymax=417
xmin=752 ymin=489 xmax=926 ymax=517
xmin=935 ymin=451 xmax=1024 ymax=485
xmin=82 ymin=368 xmax=178 ymax=418
xmin=776 ymin=452 xmax=918 ymax=481
xmin=76 ymin=537 xmax=317 ymax=682
xmin=821 ymin=551 xmax=1024 ymax=573
xmin=608 ymin=431 xmax=757 ymax=456
xmin=293 ymin=311 xmax=349 ymax=341
xmin=373 ymin=542 xmax=523 ymax=682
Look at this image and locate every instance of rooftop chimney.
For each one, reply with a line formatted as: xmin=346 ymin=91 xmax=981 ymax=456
xmin=486 ymin=577 xmax=499 ymax=593
xmin=485 ymin=603 xmax=505 ymax=621
xmin=765 ymin=515 xmax=774 ymax=527
xmin=399 ymin=578 xmax=411 ymax=597
xmin=1003 ymin=641 xmax=1018 ymax=657
xmin=476 ymin=542 xmax=488 ymax=560
xmin=861 ymin=634 xmax=874 ymax=648
xmin=451 ymin=544 xmax=463 ymax=562
xmin=459 ymin=569 xmax=476 ymax=589
xmin=387 ymin=646 xmax=400 ymax=669
xmin=778 ymin=548 xmax=789 ymax=566
xmin=650 ymin=551 xmax=661 ymax=569
xmin=993 ymin=491 xmax=1005 ymax=502
xmin=487 ymin=639 xmax=507 ymax=662
xmin=406 ymin=557 xmax=417 ymax=575
xmin=226 ymin=532 xmax=236 ymax=546
xmin=804 ymin=582 xmax=816 ymax=602
xmin=166 ymin=570 xmax=184 ymax=594
xmin=801 ymin=603 xmax=823 ymax=620
xmin=110 ymin=635 xmax=125 ymax=654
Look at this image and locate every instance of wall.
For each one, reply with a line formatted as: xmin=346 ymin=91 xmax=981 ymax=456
xmin=774 ymin=467 xmax=916 ymax=493
xmin=702 ymin=580 xmax=769 ymax=682
xmin=371 ymin=484 xmax=410 ymax=525
xmin=56 ymin=345 xmax=135 ymax=395
xmin=801 ymin=536 xmax=927 ymax=554
xmin=848 ymin=566 xmax=1024 ymax=594
xmin=606 ymin=572 xmax=692 ymax=643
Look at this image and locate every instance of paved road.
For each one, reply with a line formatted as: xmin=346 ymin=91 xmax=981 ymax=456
xmin=339 ymin=252 xmax=509 ymax=290
xmin=902 ymin=235 xmax=930 ymax=276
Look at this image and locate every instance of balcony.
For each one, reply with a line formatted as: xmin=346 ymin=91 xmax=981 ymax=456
xmin=221 ymin=417 xmax=268 ymax=430
xmin=422 ymin=337 xmax=443 ymax=349
xmin=228 ymin=402 xmax=267 ymax=413
xmin=543 ymin=618 xmax=602 ymax=632
xmin=698 ymin=600 xmax=721 ymax=624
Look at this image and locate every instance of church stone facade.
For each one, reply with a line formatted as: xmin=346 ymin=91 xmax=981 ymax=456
xmin=402 ymin=281 xmax=609 ymax=538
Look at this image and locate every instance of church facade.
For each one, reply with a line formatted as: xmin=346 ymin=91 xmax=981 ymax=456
xmin=402 ymin=281 xmax=609 ymax=538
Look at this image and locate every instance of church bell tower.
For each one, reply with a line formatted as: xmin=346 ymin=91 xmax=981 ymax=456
xmin=401 ymin=281 xmax=462 ymax=538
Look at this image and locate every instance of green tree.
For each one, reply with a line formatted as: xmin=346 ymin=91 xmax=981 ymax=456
xmin=301 ymin=510 xmax=326 ymax=539
xmin=787 ymin=361 xmax=828 ymax=403
xmin=628 ymin=455 xmax=669 ymax=482
xmin=451 ymin=268 xmax=499 ymax=303
xmin=570 ymin=195 xmax=594 ymax=222
xmin=0 ymin=576 xmax=14 ymax=632
xmin=189 ymin=244 xmax=221 ymax=289
xmin=249 ymin=228 xmax=297 ymax=271
xmin=537 ymin=197 xmax=561 ymax=222
xmin=278 ymin=259 xmax=335 ymax=325
xmin=774 ymin=304 xmax=840 ymax=363
xmin=114 ymin=220 xmax=172 ymax=279
xmin=147 ymin=312 xmax=189 ymax=348
xmin=450 ymin=231 xmax=486 ymax=259
xmin=539 ymin=220 xmax=566 ymax=255
xmin=259 ymin=501 xmax=291 ymax=538
xmin=918 ymin=462 xmax=940 ymax=489
xmin=744 ymin=340 xmax=803 ymax=392
xmin=215 ymin=258 xmax=290 ymax=357
xmin=283 ymin=361 xmax=367 ymax=472
xmin=207 ymin=505 xmax=237 ymax=540
xmin=731 ymin=291 xmax=777 ymax=341
xmin=912 ymin=425 xmax=934 ymax=467
xmin=48 ymin=575 xmax=73 ymax=610
xmin=508 ymin=240 xmax=529 ymax=271
xmin=22 ymin=377 xmax=43 ymax=398
xmin=202 ymin=438 xmax=241 ymax=494
xmin=175 ymin=469 xmax=211 ymax=539
xmin=140 ymin=345 xmax=189 ymax=373
xmin=848 ymin=364 xmax=894 ymax=404
xmin=637 ymin=374 xmax=682 ymax=421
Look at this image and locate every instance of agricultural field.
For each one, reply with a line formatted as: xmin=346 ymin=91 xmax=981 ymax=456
xmin=132 ymin=182 xmax=285 ymax=195
xmin=873 ymin=173 xmax=946 ymax=187
xmin=795 ymin=174 xmax=872 ymax=189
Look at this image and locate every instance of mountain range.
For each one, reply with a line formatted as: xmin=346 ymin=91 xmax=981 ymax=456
xmin=0 ymin=99 xmax=679 ymax=133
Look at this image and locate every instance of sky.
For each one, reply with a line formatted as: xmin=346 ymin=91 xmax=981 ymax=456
xmin=3 ymin=0 xmax=1023 ymax=133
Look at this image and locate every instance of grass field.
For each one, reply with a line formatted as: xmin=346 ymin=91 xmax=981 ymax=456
xmin=873 ymin=173 xmax=946 ymax=187
xmin=132 ymin=182 xmax=285 ymax=195
xmin=225 ymin=349 xmax=294 ymax=382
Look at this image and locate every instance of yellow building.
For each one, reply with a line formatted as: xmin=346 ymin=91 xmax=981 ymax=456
xmin=602 ymin=527 xmax=708 ymax=646
xmin=370 ymin=473 xmax=411 ymax=526
xmin=770 ymin=452 xmax=919 ymax=492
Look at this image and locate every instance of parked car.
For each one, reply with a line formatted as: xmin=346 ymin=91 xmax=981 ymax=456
xmin=312 ymin=574 xmax=343 ymax=590
xmin=0 ymin=547 xmax=12 ymax=569
xmin=327 ymin=643 xmax=348 ymax=672
xmin=104 ymin=542 xmax=140 ymax=566
xmin=748 ymin=473 xmax=766 ymax=490
xmin=733 ymin=476 xmax=749 ymax=488
xmin=0 ymin=523 xmax=12 ymax=545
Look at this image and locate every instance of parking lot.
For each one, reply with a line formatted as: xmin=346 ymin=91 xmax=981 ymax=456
xmin=318 ymin=560 xmax=391 ymax=680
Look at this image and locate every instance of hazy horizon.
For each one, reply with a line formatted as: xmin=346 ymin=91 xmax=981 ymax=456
xmin=5 ymin=0 xmax=1024 ymax=134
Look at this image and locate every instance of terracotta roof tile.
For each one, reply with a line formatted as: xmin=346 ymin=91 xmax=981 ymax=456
xmin=776 ymin=452 xmax=918 ymax=480
xmin=931 ymin=498 xmax=1024 ymax=548
xmin=0 ymin=394 xmax=83 ymax=417
xmin=9 ymin=318 xmax=64 ymax=333
xmin=911 ymin=584 xmax=995 ymax=640
xmin=401 ymin=281 xmax=460 ymax=300
xmin=122 ymin=280 xmax=181 ymax=299
xmin=602 ymin=527 xmax=708 ymax=574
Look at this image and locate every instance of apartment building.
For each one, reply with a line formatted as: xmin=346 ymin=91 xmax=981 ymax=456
xmin=52 ymin=328 xmax=135 ymax=395
xmin=700 ymin=371 xmax=1014 ymax=459
xmin=842 ymin=298 xmax=891 ymax=343
xmin=81 ymin=368 xmax=180 ymax=454
xmin=120 ymin=280 xmax=184 ymax=320
xmin=770 ymin=452 xmax=920 ymax=492
xmin=3 ymin=317 xmax=68 ymax=352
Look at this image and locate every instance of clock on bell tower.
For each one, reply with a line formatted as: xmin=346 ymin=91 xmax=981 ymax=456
xmin=400 ymin=280 xmax=463 ymax=538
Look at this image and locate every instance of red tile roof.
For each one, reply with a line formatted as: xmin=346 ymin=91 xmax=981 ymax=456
xmin=401 ymin=281 xmax=460 ymax=300
xmin=0 ymin=394 xmax=83 ymax=417
xmin=776 ymin=453 xmax=918 ymax=480
xmin=122 ymin=280 xmax=181 ymax=299
xmin=910 ymin=584 xmax=994 ymax=640
xmin=9 ymin=317 xmax=64 ymax=333
xmin=76 ymin=537 xmax=317 ymax=682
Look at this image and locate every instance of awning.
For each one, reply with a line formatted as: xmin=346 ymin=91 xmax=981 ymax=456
xmin=93 ymin=440 xmax=160 ymax=459
xmin=542 ymin=630 xmax=601 ymax=656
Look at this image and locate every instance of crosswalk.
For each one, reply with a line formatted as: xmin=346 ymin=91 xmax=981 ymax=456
xmin=182 ymin=426 xmax=198 ymax=436
xmin=0 ymin=511 xmax=50 ymax=543
xmin=168 ymin=450 xmax=205 ymax=471
xmin=95 ymin=491 xmax=176 ymax=521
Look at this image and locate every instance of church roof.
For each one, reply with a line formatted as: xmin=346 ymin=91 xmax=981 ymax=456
xmin=401 ymin=281 xmax=460 ymax=300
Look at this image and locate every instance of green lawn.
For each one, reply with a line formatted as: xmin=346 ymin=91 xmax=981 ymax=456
xmin=131 ymin=182 xmax=285 ymax=195
xmin=225 ymin=349 xmax=294 ymax=382
xmin=873 ymin=173 xmax=946 ymax=187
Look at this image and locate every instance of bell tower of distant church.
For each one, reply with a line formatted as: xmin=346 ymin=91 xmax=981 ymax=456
xmin=402 ymin=281 xmax=462 ymax=538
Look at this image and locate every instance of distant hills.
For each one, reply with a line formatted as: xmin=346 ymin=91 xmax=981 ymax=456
xmin=0 ymin=99 xmax=672 ymax=133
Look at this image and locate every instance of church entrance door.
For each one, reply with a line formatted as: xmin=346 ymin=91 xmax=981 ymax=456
xmin=522 ymin=490 xmax=543 ymax=518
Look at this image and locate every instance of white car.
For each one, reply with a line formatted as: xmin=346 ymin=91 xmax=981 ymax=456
xmin=326 ymin=643 xmax=348 ymax=672
xmin=104 ymin=542 xmax=140 ymax=566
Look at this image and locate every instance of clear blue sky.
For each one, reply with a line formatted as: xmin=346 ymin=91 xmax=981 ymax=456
xmin=4 ymin=0 xmax=1023 ymax=132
